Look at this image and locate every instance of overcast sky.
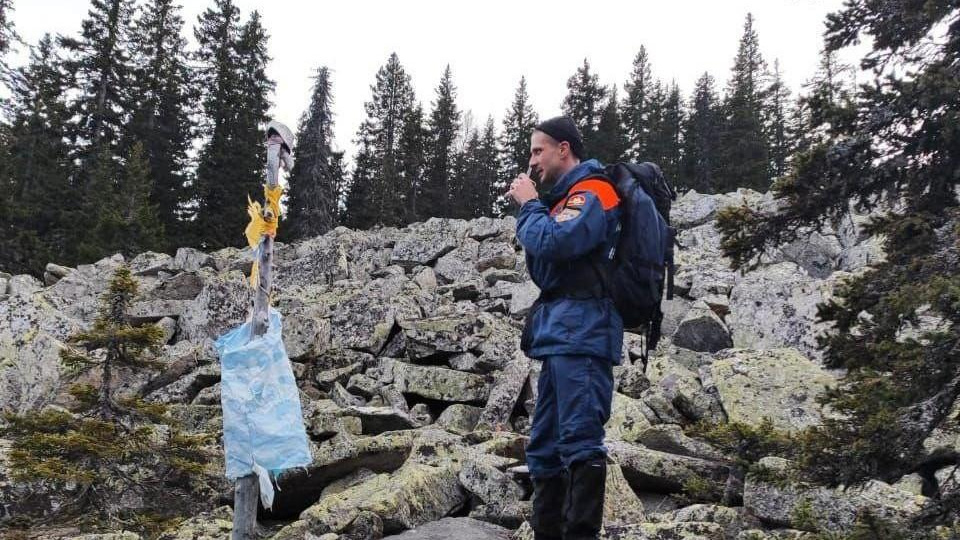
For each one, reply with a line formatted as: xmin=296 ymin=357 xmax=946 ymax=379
xmin=9 ymin=0 xmax=855 ymax=158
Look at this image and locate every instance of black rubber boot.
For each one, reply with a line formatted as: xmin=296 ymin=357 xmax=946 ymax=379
xmin=563 ymin=458 xmax=607 ymax=540
xmin=530 ymin=472 xmax=567 ymax=540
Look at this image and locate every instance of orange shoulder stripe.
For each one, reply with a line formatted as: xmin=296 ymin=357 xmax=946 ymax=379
xmin=568 ymin=178 xmax=620 ymax=210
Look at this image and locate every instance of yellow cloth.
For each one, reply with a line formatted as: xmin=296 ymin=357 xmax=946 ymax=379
xmin=245 ymin=184 xmax=284 ymax=287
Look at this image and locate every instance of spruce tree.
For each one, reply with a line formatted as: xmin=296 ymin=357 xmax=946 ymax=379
xmin=497 ymin=76 xmax=538 ymax=216
xmin=0 ymin=35 xmax=74 ymax=274
xmin=60 ymin=0 xmax=136 ymax=164
xmin=126 ymin=0 xmax=194 ymax=245
xmin=286 ymin=66 xmax=338 ymax=240
xmin=0 ymin=0 xmax=17 ymax=80
xmin=476 ymin=117 xmax=500 ymax=218
xmin=593 ymin=87 xmax=627 ymax=164
xmin=342 ymin=53 xmax=415 ymax=228
xmin=681 ymin=73 xmax=722 ymax=193
xmin=562 ymin=59 xmax=606 ymax=158
xmin=717 ymin=1 xmax=960 ymax=526
xmin=717 ymin=13 xmax=770 ymax=192
xmin=621 ymin=46 xmax=655 ymax=160
xmin=1 ymin=266 xmax=211 ymax=532
xmin=765 ymin=60 xmax=792 ymax=179
xmin=398 ymin=102 xmax=427 ymax=224
xmin=191 ymin=2 xmax=274 ymax=250
xmin=422 ymin=65 xmax=461 ymax=218
xmin=647 ymin=82 xmax=683 ymax=181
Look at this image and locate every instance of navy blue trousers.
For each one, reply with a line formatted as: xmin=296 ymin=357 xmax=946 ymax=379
xmin=526 ymin=354 xmax=614 ymax=479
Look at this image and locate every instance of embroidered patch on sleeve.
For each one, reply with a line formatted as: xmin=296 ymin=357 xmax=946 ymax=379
xmin=555 ymin=208 xmax=582 ymax=222
xmin=566 ymin=194 xmax=587 ymax=208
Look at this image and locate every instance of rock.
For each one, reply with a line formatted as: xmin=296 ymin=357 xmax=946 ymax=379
xmin=157 ymin=316 xmax=178 ymax=344
xmin=172 ymin=247 xmax=214 ymax=272
xmin=295 ymin=455 xmax=467 ymax=535
xmin=607 ymin=440 xmax=729 ymax=498
xmin=726 ymin=263 xmax=842 ymax=361
xmin=672 ymin=190 xmax=721 ymax=229
xmin=391 ymin=233 xmax=459 ymax=269
xmin=156 ymin=505 xmax=232 ymax=539
xmin=315 ymin=363 xmax=364 ymax=391
xmin=710 ymin=348 xmax=836 ymax=433
xmin=469 ymin=500 xmax=531 ymax=529
xmin=347 ymin=373 xmax=381 ymax=399
xmin=606 ymin=393 xmax=654 ymax=442
xmin=0 ymin=290 xmax=78 ymax=413
xmin=893 ymin=473 xmax=926 ymax=495
xmin=329 ymin=279 xmax=423 ymax=354
xmin=744 ymin=456 xmax=929 ymax=533
xmin=305 ymin=400 xmax=363 ymax=439
xmin=458 ymin=457 xmax=524 ymax=508
xmin=128 ymin=299 xmax=192 ymax=323
xmin=274 ymin=431 xmax=418 ymax=512
xmin=8 ymin=274 xmax=43 ymax=296
xmin=410 ymin=403 xmax=434 ymax=427
xmin=923 ymin=395 xmax=960 ymax=455
xmin=413 ymin=267 xmax=438 ymax=292
xmin=143 ymin=271 xmax=204 ymax=301
xmin=331 ymin=381 xmax=366 ymax=408
xmin=605 ymin=461 xmax=647 ymax=525
xmin=344 ymin=406 xmax=417 ymax=435
xmin=176 ymin=270 xmax=250 ymax=342
xmin=282 ymin=306 xmax=331 ymax=361
xmin=398 ymin=313 xmax=493 ymax=359
xmin=772 ymin=230 xmax=842 ymax=279
xmin=667 ymin=504 xmax=762 ymax=540
xmin=508 ymin=281 xmax=540 ymax=317
xmin=617 ymin=364 xmax=651 ymax=399
xmin=646 ymin=348 xmax=725 ymax=424
xmin=43 ymin=254 xmax=125 ymax=321
xmin=383 ymin=517 xmax=512 ymax=539
xmin=392 ymin=361 xmax=490 ymax=403
xmin=672 ymin=303 xmax=733 ymax=353
xmin=129 ymin=251 xmax=173 ymax=276
xmin=435 ymin=241 xmax=480 ymax=284
xmin=476 ymin=242 xmax=516 ymax=273
xmin=436 ymin=404 xmax=482 ymax=435
xmin=44 ymin=263 xmax=74 ymax=278
xmin=475 ymin=351 xmax=530 ymax=431
xmin=145 ymin=363 xmax=220 ymax=404
xmin=469 ymin=217 xmax=504 ymax=241
xmin=635 ymin=425 xmax=726 ymax=462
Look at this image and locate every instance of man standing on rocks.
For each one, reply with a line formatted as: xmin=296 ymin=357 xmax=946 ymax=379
xmin=507 ymin=116 xmax=623 ymax=540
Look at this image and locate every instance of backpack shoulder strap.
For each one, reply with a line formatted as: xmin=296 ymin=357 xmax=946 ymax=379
xmin=567 ymin=176 xmax=621 ymax=210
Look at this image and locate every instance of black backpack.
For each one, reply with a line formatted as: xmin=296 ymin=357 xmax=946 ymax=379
xmin=595 ymin=162 xmax=678 ymax=357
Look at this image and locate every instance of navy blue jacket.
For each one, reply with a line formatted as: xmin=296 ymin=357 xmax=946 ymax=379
xmin=516 ymin=159 xmax=624 ymax=364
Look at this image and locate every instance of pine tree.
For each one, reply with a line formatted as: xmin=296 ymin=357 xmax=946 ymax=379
xmin=765 ymin=60 xmax=792 ymax=179
xmin=0 ymin=35 xmax=74 ymax=274
xmin=126 ymin=0 xmax=194 ymax=245
xmin=594 ymin=87 xmax=627 ymax=164
xmin=285 ymin=66 xmax=338 ymax=240
xmin=681 ymin=72 xmax=722 ymax=193
xmin=562 ymin=59 xmax=606 ymax=157
xmin=422 ymin=65 xmax=461 ymax=218
xmin=497 ymin=76 xmax=538 ymax=216
xmin=1 ymin=266 xmax=211 ymax=531
xmin=717 ymin=13 xmax=770 ymax=192
xmin=794 ymin=47 xmax=856 ymax=153
xmin=717 ymin=1 xmax=960 ymax=525
xmin=342 ymin=53 xmax=415 ymax=229
xmin=621 ymin=46 xmax=655 ymax=160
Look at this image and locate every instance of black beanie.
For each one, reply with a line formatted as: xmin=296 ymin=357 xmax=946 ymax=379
xmin=535 ymin=116 xmax=585 ymax=159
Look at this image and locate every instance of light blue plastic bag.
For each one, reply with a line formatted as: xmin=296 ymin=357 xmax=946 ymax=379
xmin=214 ymin=308 xmax=312 ymax=509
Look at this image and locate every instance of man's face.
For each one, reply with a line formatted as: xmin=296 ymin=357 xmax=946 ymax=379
xmin=529 ymin=130 xmax=568 ymax=188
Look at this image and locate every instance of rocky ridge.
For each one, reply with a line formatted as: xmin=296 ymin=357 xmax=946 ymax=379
xmin=2 ymin=188 xmax=955 ymax=539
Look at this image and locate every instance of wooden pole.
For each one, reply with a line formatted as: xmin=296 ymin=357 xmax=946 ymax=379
xmin=232 ymin=123 xmax=293 ymax=540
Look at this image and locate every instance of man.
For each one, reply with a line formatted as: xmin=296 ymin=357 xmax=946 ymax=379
xmin=507 ymin=116 xmax=623 ymax=540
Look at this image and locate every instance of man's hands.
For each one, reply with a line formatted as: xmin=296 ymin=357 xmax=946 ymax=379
xmin=508 ymin=173 xmax=539 ymax=206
